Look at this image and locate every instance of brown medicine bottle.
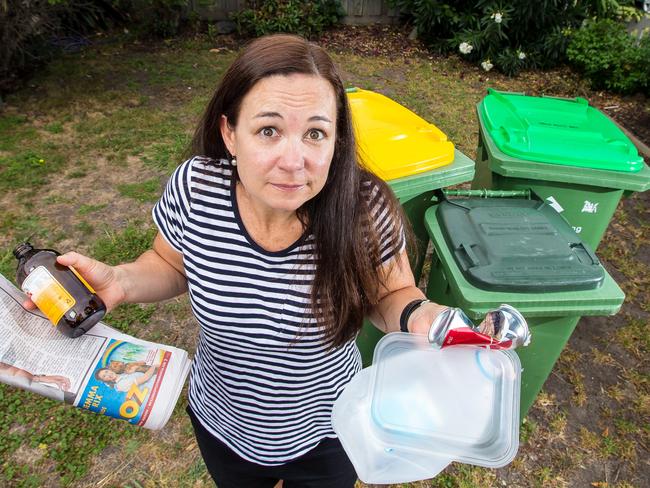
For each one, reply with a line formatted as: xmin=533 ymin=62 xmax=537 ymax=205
xmin=14 ymin=242 xmax=106 ymax=338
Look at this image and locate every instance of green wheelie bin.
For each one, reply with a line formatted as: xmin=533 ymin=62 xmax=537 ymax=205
xmin=424 ymin=191 xmax=625 ymax=417
xmin=346 ymin=88 xmax=475 ymax=366
xmin=473 ymin=89 xmax=650 ymax=250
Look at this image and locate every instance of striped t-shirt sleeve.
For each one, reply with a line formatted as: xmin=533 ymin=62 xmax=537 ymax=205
xmin=152 ymin=159 xmax=193 ymax=252
xmin=365 ymin=181 xmax=406 ymax=265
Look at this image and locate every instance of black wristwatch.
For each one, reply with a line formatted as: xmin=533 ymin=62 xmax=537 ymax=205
xmin=399 ymin=299 xmax=430 ymax=333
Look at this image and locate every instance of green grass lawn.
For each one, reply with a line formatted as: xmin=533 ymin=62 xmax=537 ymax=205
xmin=0 ymin=33 xmax=648 ymax=488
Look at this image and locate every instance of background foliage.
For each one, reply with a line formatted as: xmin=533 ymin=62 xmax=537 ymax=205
xmin=567 ymin=18 xmax=650 ymax=94
xmin=231 ymin=0 xmax=344 ymax=38
xmin=0 ymin=0 xmax=121 ymax=94
xmin=0 ymin=0 xmax=189 ymax=96
xmin=388 ymin=0 xmax=639 ymax=76
xmin=2 ymin=1 xmax=650 ymax=105
xmin=128 ymin=0 xmax=187 ymax=38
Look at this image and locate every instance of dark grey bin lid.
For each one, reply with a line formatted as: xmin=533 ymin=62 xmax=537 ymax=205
xmin=436 ymin=198 xmax=605 ymax=292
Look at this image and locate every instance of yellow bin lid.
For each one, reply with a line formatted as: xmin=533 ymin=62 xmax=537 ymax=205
xmin=347 ymin=88 xmax=455 ymax=180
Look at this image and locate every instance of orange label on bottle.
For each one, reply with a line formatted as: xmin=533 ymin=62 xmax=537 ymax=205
xmin=70 ymin=266 xmax=96 ymax=293
xmin=22 ymin=266 xmax=76 ymax=326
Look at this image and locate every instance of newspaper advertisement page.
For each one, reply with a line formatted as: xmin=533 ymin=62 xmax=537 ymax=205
xmin=77 ymin=339 xmax=172 ymax=428
xmin=0 ymin=273 xmax=191 ymax=430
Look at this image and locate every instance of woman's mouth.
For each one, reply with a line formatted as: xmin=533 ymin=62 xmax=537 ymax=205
xmin=271 ymin=183 xmax=305 ymax=192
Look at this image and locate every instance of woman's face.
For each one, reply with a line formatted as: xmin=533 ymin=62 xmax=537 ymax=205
xmin=98 ymin=369 xmax=118 ymax=382
xmin=221 ymin=73 xmax=337 ymax=216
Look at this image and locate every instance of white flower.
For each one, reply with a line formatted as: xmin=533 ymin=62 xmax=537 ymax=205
xmin=491 ymin=12 xmax=503 ymax=23
xmin=459 ymin=42 xmax=473 ymax=55
xmin=517 ymin=50 xmax=526 ymax=60
xmin=481 ymin=59 xmax=494 ymax=71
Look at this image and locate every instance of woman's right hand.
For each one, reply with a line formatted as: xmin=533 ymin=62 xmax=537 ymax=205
xmin=22 ymin=252 xmax=127 ymax=312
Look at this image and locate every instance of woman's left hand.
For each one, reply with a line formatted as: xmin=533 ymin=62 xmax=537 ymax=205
xmin=405 ymin=301 xmax=450 ymax=335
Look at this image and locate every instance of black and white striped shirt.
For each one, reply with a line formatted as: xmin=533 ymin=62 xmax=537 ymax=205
xmin=153 ymin=156 xmax=402 ymax=465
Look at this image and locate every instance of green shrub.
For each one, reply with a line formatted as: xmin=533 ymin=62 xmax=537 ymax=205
xmin=0 ymin=0 xmax=121 ymax=94
xmin=232 ymin=0 xmax=344 ymax=39
xmin=127 ymin=0 xmax=187 ymax=38
xmin=567 ymin=18 xmax=649 ymax=94
xmin=0 ymin=0 xmax=188 ymax=95
xmin=388 ymin=0 xmax=625 ymax=75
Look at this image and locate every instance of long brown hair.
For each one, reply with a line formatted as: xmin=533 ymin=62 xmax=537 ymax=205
xmin=190 ymin=34 xmax=408 ymax=348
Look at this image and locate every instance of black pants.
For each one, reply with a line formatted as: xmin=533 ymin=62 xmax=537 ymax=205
xmin=188 ymin=407 xmax=358 ymax=488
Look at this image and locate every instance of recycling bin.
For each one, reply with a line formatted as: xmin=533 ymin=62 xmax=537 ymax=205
xmin=347 ymin=88 xmax=475 ymax=366
xmin=473 ymin=88 xmax=650 ymax=250
xmin=424 ymin=192 xmax=625 ymax=417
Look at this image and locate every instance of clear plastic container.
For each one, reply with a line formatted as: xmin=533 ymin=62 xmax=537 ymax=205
xmin=332 ymin=366 xmax=451 ymax=484
xmin=369 ymin=333 xmax=521 ymax=466
xmin=332 ymin=333 xmax=522 ymax=484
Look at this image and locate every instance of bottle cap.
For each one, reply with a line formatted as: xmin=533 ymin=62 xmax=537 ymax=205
xmin=13 ymin=242 xmax=34 ymax=260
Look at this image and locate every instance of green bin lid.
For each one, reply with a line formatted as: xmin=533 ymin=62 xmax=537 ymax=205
xmin=388 ymin=149 xmax=475 ymax=201
xmin=424 ymin=205 xmax=625 ymax=319
xmin=477 ymin=108 xmax=650 ymax=192
xmin=436 ymin=198 xmax=604 ymax=292
xmin=479 ymin=89 xmax=644 ymax=173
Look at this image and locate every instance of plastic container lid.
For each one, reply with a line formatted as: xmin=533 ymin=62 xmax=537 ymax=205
xmin=436 ymin=198 xmax=605 ymax=292
xmin=424 ymin=205 xmax=625 ymax=320
xmin=370 ymin=333 xmax=521 ymax=466
xmin=347 ymin=87 xmax=455 ymax=180
xmin=479 ymin=89 xmax=644 ymax=173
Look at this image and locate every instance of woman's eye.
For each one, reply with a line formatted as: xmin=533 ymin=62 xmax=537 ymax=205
xmin=260 ymin=127 xmax=277 ymax=137
xmin=306 ymin=129 xmax=325 ymax=141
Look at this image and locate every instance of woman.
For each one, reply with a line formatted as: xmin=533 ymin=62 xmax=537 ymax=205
xmin=0 ymin=361 xmax=71 ymax=392
xmin=95 ymin=364 xmax=157 ymax=392
xmin=25 ymin=35 xmax=453 ymax=487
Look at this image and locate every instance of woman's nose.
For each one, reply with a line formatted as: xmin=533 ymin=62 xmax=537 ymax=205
xmin=277 ymin=138 xmax=305 ymax=172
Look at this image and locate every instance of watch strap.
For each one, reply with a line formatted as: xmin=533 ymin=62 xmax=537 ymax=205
xmin=399 ymin=299 xmax=430 ymax=333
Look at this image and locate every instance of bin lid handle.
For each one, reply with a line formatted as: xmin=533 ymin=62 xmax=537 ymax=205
xmin=569 ymin=242 xmax=601 ymax=267
xmin=541 ymin=94 xmax=588 ymax=105
xmin=458 ymin=242 xmax=481 ymax=268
